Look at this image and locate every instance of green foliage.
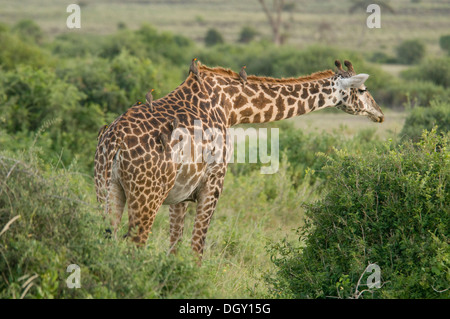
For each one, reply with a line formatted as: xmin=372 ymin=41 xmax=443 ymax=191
xmin=401 ymin=100 xmax=450 ymax=142
xmin=0 ymin=65 xmax=105 ymax=173
xmin=0 ymin=31 xmax=52 ymax=70
xmin=385 ymin=79 xmax=450 ymax=107
xmin=51 ymin=33 xmax=105 ymax=58
xmin=439 ymin=35 xmax=450 ymax=55
xmin=268 ymin=128 xmax=449 ymax=298
xmin=368 ymin=51 xmax=397 ymax=64
xmin=238 ymin=26 xmax=259 ymax=44
xmin=229 ymin=121 xmax=382 ymax=190
xmin=0 ymin=25 xmax=190 ymax=173
xmin=12 ymin=19 xmax=44 ymax=45
xmin=396 ymin=39 xmax=426 ymax=64
xmin=204 ymin=28 xmax=224 ymax=47
xmin=135 ymin=24 xmax=195 ymax=65
xmin=0 ymin=151 xmax=212 ymax=298
xmin=401 ymin=57 xmax=450 ymax=89
xmin=100 ymin=24 xmax=195 ymax=66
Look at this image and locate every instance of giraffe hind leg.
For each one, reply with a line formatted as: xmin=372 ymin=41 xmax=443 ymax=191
xmin=125 ymin=186 xmax=168 ymax=246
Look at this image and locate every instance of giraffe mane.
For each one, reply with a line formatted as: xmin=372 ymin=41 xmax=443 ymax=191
xmin=198 ymin=63 xmax=335 ymax=84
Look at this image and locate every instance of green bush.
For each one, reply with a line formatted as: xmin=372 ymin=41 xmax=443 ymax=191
xmin=0 ymin=151 xmax=212 ymax=298
xmin=268 ymin=128 xmax=449 ymax=298
xmin=57 ymin=51 xmax=182 ymax=114
xmin=12 ymin=19 xmax=44 ymax=45
xmin=229 ymin=121 xmax=382 ymax=190
xmin=400 ymin=99 xmax=450 ymax=142
xmin=0 ymin=31 xmax=52 ymax=70
xmin=238 ymin=26 xmax=259 ymax=44
xmin=368 ymin=51 xmax=397 ymax=64
xmin=439 ymin=35 xmax=450 ymax=55
xmin=396 ymin=39 xmax=426 ymax=65
xmin=205 ymin=28 xmax=224 ymax=47
xmin=0 ymin=65 xmax=106 ymax=173
xmin=99 ymin=24 xmax=195 ymax=66
xmin=51 ymin=33 xmax=104 ymax=58
xmin=401 ymin=57 xmax=450 ymax=89
xmin=385 ymin=79 xmax=450 ymax=107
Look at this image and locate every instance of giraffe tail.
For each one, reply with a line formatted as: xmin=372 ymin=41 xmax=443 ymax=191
xmin=95 ymin=129 xmax=128 ymax=236
xmin=94 ymin=125 xmax=123 ymax=205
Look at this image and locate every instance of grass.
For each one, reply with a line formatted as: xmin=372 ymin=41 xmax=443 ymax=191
xmin=109 ymin=157 xmax=312 ymax=298
xmin=286 ymin=109 xmax=407 ymax=139
xmin=1 ymin=0 xmax=449 ymax=56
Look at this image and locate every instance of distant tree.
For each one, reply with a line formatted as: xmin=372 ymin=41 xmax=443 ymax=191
xmin=12 ymin=19 xmax=44 ymax=44
xmin=396 ymin=39 xmax=426 ymax=64
xmin=257 ymin=0 xmax=285 ymax=46
xmin=439 ymin=35 xmax=450 ymax=55
xmin=204 ymin=28 xmax=224 ymax=47
xmin=238 ymin=26 xmax=259 ymax=44
xmin=117 ymin=22 xmax=127 ymax=30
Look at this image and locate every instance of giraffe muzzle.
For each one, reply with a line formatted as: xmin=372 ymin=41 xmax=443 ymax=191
xmin=368 ymin=112 xmax=384 ymax=123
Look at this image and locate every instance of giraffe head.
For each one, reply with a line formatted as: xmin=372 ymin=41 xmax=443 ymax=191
xmin=333 ymin=60 xmax=384 ymax=123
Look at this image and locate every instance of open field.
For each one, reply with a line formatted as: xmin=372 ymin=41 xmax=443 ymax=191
xmin=1 ymin=0 xmax=450 ymax=56
xmin=287 ymin=109 xmax=406 ymax=139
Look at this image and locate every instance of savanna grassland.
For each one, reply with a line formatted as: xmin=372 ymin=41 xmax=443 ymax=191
xmin=0 ymin=0 xmax=449 ymax=299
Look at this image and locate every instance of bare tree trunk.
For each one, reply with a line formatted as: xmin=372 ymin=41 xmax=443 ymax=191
xmin=258 ymin=0 xmax=285 ymax=46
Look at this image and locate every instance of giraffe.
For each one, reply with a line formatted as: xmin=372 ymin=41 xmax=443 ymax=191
xmin=94 ymin=59 xmax=384 ymax=261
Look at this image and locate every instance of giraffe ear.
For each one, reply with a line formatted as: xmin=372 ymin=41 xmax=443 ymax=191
xmin=338 ymin=73 xmax=369 ymax=89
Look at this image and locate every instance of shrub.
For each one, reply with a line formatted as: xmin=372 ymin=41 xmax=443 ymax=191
xmin=238 ymin=26 xmax=259 ymax=44
xmin=368 ymin=51 xmax=397 ymax=64
xmin=400 ymin=99 xmax=450 ymax=142
xmin=439 ymin=35 xmax=450 ymax=55
xmin=385 ymin=79 xmax=450 ymax=107
xmin=0 ymin=151 xmax=212 ymax=298
xmin=99 ymin=24 xmax=195 ymax=66
xmin=0 ymin=65 xmax=106 ymax=173
xmin=396 ymin=39 xmax=426 ymax=64
xmin=12 ymin=19 xmax=44 ymax=44
xmin=51 ymin=33 xmax=104 ymax=58
xmin=401 ymin=57 xmax=450 ymax=89
xmin=228 ymin=121 xmax=382 ymax=190
xmin=268 ymin=128 xmax=449 ymax=298
xmin=57 ymin=51 xmax=182 ymax=114
xmin=0 ymin=31 xmax=52 ymax=70
xmin=205 ymin=28 xmax=224 ymax=47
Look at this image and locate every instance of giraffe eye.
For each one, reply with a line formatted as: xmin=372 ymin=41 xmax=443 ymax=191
xmin=358 ymin=88 xmax=367 ymax=93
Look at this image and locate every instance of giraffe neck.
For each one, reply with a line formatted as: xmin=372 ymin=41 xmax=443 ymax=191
xmin=198 ymin=65 xmax=339 ymax=127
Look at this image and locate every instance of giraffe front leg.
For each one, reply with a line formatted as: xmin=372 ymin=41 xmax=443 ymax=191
xmin=168 ymin=202 xmax=189 ymax=255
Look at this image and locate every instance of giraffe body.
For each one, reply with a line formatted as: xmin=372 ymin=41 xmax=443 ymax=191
xmin=95 ymin=60 xmax=384 ymax=260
